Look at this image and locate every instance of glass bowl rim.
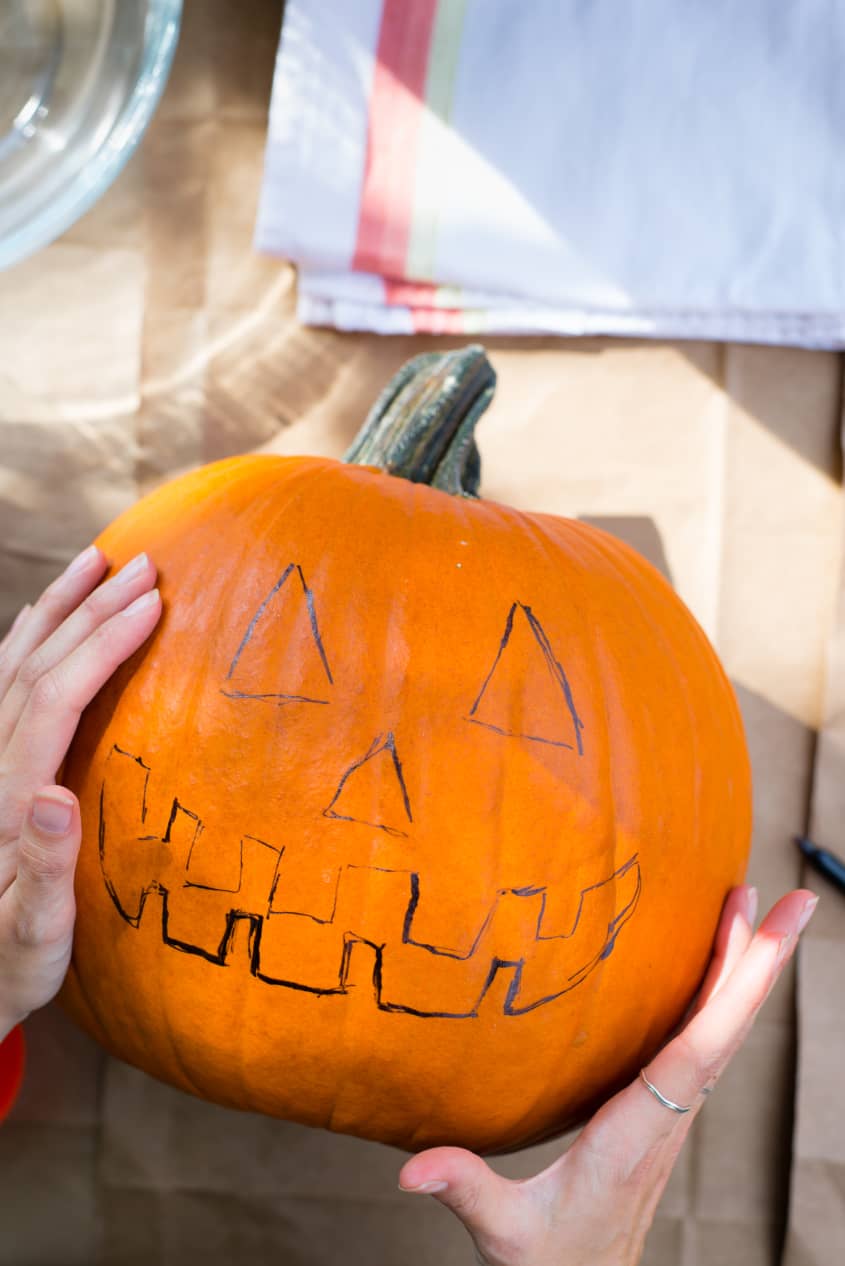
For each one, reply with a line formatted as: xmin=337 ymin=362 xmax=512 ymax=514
xmin=0 ymin=0 xmax=183 ymax=271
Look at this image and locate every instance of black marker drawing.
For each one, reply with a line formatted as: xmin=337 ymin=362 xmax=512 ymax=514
xmin=467 ymin=602 xmax=585 ymax=754
xmin=99 ymin=745 xmax=640 ymax=1018
xmin=222 ymin=563 xmax=333 ymax=705
xmin=322 ymin=731 xmax=413 ymax=837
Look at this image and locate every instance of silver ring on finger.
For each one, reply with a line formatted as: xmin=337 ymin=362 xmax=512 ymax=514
xmin=639 ymin=1068 xmax=693 ymax=1115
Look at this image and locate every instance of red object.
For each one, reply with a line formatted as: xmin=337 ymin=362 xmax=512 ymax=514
xmin=0 ymin=1025 xmax=25 ymax=1122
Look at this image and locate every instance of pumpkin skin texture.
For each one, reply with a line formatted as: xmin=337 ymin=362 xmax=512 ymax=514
xmin=59 ymin=360 xmax=751 ymax=1156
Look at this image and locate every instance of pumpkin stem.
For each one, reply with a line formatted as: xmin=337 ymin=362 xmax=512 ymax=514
xmin=342 ymin=345 xmax=496 ymax=497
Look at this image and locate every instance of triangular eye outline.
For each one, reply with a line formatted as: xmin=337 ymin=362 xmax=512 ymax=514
xmin=323 ymin=731 xmax=413 ymax=838
xmin=465 ymin=602 xmax=585 ymax=754
xmin=222 ymin=563 xmax=333 ymax=705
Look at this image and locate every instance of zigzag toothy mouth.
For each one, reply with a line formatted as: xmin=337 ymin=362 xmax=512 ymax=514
xmin=98 ymin=744 xmax=641 ymax=1019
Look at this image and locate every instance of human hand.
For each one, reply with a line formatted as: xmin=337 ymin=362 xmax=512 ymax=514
xmin=0 ymin=547 xmax=160 ymax=1040
xmin=398 ymin=884 xmax=818 ymax=1266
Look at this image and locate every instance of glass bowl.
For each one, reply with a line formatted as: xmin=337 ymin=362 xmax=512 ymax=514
xmin=0 ymin=0 xmax=182 ymax=270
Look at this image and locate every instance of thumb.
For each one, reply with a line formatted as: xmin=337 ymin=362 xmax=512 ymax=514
xmin=14 ymin=788 xmax=81 ymax=943
xmin=399 ymin=1146 xmax=519 ymax=1243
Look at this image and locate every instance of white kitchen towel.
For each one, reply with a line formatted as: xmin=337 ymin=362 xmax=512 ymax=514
xmin=256 ymin=0 xmax=845 ymax=345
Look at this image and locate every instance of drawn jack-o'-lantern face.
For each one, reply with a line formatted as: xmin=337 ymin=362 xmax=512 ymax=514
xmin=96 ymin=563 xmax=639 ymax=1024
xmin=60 ymin=358 xmax=750 ymax=1155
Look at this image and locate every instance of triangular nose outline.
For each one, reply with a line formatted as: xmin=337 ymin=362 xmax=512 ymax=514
xmin=466 ymin=602 xmax=585 ymax=753
xmin=222 ymin=563 xmax=333 ymax=705
xmin=323 ymin=731 xmax=413 ymax=838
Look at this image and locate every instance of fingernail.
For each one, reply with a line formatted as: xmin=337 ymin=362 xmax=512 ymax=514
xmin=32 ymin=791 xmax=75 ymax=835
xmin=399 ymin=1180 xmax=448 ymax=1194
xmin=114 ymin=553 xmax=149 ymax=584
xmin=797 ymin=895 xmax=819 ymax=934
xmin=66 ymin=545 xmax=100 ymax=577
xmin=776 ymin=933 xmax=796 ymax=967
xmin=746 ymin=886 xmax=759 ymax=926
xmin=121 ymin=589 xmax=160 ymax=618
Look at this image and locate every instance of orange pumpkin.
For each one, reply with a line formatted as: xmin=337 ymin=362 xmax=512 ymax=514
xmin=59 ymin=347 xmax=751 ymax=1154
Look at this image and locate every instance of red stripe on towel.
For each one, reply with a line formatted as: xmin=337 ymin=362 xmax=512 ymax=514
xmin=411 ymin=307 xmax=467 ymax=333
xmin=352 ymin=0 xmax=439 ymax=278
xmin=384 ymin=278 xmax=467 ymax=332
xmin=384 ymin=278 xmax=439 ymax=306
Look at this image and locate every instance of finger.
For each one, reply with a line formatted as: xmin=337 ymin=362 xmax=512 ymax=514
xmin=0 ymin=552 xmax=156 ymax=751
xmin=399 ymin=1147 xmax=528 ymax=1252
xmin=0 ymin=604 xmax=32 ymax=655
xmin=692 ymin=884 xmax=758 ymax=1013
xmin=573 ymin=889 xmax=818 ymax=1175
xmin=2 ymin=590 xmax=161 ymax=801
xmin=9 ymin=787 xmax=81 ymax=950
xmin=0 ymin=546 xmax=107 ymax=701
xmin=639 ymin=889 xmax=817 ymax=1124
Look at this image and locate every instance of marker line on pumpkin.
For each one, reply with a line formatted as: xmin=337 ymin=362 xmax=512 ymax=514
xmin=226 ymin=564 xmax=296 ymax=679
xmin=323 ymin=731 xmax=413 ymax=835
xmin=465 ymin=716 xmax=574 ymax=749
xmin=225 ymin=563 xmax=333 ymax=698
xmin=99 ymin=745 xmax=641 ymax=1017
xmin=297 ymin=563 xmax=334 ymax=685
xmin=221 ymin=689 xmax=331 ymax=706
xmin=467 ymin=600 xmax=585 ymax=753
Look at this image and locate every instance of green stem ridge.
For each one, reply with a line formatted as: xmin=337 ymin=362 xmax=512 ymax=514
xmin=342 ymin=345 xmax=496 ymax=498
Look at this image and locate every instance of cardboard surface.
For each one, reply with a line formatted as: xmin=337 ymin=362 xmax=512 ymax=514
xmin=0 ymin=3 xmax=843 ymax=1262
xmin=783 ymin=479 xmax=845 ymax=1265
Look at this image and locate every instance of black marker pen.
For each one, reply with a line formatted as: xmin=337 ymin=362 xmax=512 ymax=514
xmin=795 ymin=836 xmax=845 ymax=898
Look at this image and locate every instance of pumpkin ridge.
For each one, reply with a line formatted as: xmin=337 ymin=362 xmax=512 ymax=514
xmin=567 ymin=521 xmax=750 ymax=1042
